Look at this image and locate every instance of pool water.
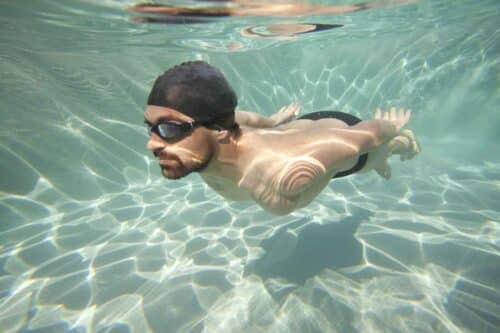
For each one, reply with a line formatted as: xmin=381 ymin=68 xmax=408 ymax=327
xmin=1 ymin=0 xmax=499 ymax=332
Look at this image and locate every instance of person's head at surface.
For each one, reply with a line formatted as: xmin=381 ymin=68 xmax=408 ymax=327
xmin=145 ymin=61 xmax=239 ymax=179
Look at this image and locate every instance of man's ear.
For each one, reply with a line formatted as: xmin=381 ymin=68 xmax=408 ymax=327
xmin=215 ymin=128 xmax=231 ymax=144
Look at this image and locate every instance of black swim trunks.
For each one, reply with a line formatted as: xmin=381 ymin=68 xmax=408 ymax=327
xmin=298 ymin=111 xmax=368 ymax=178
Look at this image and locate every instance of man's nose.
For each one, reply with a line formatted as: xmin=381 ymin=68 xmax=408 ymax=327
xmin=147 ymin=134 xmax=166 ymax=153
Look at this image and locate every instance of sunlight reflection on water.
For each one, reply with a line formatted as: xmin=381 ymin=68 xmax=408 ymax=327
xmin=0 ymin=0 xmax=499 ymax=332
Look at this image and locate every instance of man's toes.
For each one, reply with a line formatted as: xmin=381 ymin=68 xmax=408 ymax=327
xmin=375 ymin=162 xmax=392 ymax=180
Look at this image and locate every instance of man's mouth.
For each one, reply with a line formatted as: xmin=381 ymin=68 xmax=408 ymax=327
xmin=158 ymin=159 xmax=177 ymax=167
xmin=155 ymin=152 xmax=176 ymax=164
xmin=154 ymin=152 xmax=183 ymax=170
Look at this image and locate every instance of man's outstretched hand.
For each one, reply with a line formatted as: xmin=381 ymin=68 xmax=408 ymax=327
xmin=270 ymin=102 xmax=301 ymax=126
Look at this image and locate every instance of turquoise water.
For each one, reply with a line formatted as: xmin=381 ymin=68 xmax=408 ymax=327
xmin=1 ymin=0 xmax=499 ymax=332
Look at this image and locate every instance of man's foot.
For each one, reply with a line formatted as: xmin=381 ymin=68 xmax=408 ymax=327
xmin=375 ymin=160 xmax=392 ymax=179
xmin=391 ymin=129 xmax=421 ymax=161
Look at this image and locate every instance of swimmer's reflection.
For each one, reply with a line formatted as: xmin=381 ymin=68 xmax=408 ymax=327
xmin=130 ymin=1 xmax=371 ymax=17
xmin=131 ymin=0 xmax=418 ymax=39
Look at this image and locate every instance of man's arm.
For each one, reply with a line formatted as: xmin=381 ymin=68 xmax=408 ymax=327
xmin=235 ymin=111 xmax=275 ymax=128
xmin=235 ymin=102 xmax=300 ymax=128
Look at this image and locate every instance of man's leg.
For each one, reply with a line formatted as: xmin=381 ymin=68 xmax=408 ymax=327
xmin=360 ymin=129 xmax=420 ymax=179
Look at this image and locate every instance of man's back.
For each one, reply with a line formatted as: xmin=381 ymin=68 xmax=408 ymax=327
xmin=201 ymin=116 xmax=387 ymax=215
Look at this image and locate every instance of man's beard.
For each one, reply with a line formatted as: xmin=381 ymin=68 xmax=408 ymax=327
xmin=161 ymin=154 xmax=212 ymax=179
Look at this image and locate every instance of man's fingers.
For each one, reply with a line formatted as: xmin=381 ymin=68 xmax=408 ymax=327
xmin=398 ymin=108 xmax=405 ymax=120
xmin=279 ymin=103 xmax=292 ymax=113
xmin=293 ymin=102 xmax=301 ymax=115
xmin=375 ymin=108 xmax=382 ymax=119
xmin=390 ymin=107 xmax=397 ymax=121
xmin=282 ymin=102 xmax=300 ymax=115
xmin=405 ymin=109 xmax=411 ymax=124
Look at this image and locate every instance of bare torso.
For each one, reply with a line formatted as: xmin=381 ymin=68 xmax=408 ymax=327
xmin=201 ymin=118 xmax=361 ymax=214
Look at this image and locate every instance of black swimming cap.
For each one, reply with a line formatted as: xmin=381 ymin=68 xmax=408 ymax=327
xmin=147 ymin=61 xmax=238 ymax=127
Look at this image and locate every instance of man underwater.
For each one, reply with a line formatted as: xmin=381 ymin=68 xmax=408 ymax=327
xmin=144 ymin=61 xmax=420 ymax=215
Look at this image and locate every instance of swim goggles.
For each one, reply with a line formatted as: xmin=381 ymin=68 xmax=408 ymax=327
xmin=146 ymin=119 xmax=216 ymax=141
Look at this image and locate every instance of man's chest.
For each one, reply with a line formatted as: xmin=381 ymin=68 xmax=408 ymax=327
xmin=202 ymin=174 xmax=252 ymax=201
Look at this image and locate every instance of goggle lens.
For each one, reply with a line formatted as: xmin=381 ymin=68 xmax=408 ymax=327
xmin=147 ymin=121 xmax=195 ymax=141
xmin=158 ymin=123 xmax=186 ymax=139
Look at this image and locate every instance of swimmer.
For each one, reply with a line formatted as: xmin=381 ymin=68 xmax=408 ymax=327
xmin=144 ymin=61 xmax=420 ymax=215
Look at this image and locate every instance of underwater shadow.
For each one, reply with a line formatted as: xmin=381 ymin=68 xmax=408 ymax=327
xmin=246 ymin=209 xmax=371 ymax=285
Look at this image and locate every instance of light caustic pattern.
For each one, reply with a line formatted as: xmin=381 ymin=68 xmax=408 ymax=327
xmin=1 ymin=150 xmax=500 ymax=332
xmin=1 ymin=0 xmax=500 ymax=332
